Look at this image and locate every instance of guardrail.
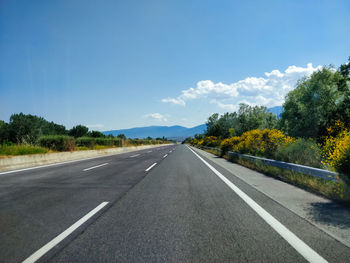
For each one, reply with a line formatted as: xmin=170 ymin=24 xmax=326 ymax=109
xmin=195 ymin=145 xmax=339 ymax=181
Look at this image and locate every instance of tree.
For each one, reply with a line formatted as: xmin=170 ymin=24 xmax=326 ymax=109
xmin=205 ymin=104 xmax=278 ymax=138
xmin=117 ymin=134 xmax=127 ymax=140
xmin=0 ymin=120 xmax=9 ymax=144
xmin=206 ymin=113 xmax=220 ymax=137
xmin=236 ymin=104 xmax=277 ymax=135
xmin=280 ymin=66 xmax=349 ymax=139
xmin=88 ymin=130 xmax=105 ymax=138
xmin=336 ymin=57 xmax=350 ymax=125
xmin=6 ymin=113 xmax=68 ymax=144
xmin=69 ymin=125 xmax=89 ymax=138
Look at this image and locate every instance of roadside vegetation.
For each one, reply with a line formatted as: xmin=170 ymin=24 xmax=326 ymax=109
xmin=185 ymin=57 xmax=350 ymax=202
xmin=0 ymin=115 xmax=171 ymax=156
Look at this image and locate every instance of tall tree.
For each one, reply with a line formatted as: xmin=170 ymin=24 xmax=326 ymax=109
xmin=206 ymin=104 xmax=277 ymax=138
xmin=280 ymin=66 xmax=349 ymax=139
xmin=0 ymin=120 xmax=9 ymax=144
xmin=88 ymin=130 xmax=105 ymax=138
xmin=69 ymin=125 xmax=89 ymax=138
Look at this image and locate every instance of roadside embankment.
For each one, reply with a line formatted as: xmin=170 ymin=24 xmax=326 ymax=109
xmin=190 ymin=146 xmax=350 ymax=248
xmin=0 ymin=144 xmax=172 ymax=172
xmin=193 ymin=145 xmax=350 ymax=203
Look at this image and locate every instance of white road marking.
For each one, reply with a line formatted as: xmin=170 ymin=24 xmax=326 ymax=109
xmin=187 ymin=146 xmax=328 ymax=263
xmin=22 ymin=202 xmax=109 ymax=263
xmin=163 ymin=154 xmax=168 ymax=158
xmin=130 ymin=154 xmax=140 ymax=158
xmin=145 ymin=163 xmax=157 ymax=172
xmin=147 ymin=151 xmax=152 ymax=153
xmin=83 ymin=163 xmax=108 ymax=171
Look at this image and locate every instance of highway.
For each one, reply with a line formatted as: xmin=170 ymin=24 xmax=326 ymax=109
xmin=0 ymin=144 xmax=349 ymax=262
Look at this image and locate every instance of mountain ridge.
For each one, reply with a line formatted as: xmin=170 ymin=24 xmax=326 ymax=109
xmin=102 ymin=124 xmax=206 ymax=141
xmin=102 ymin=106 xmax=283 ymax=140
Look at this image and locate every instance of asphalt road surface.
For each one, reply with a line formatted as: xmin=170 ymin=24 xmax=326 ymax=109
xmin=1 ymin=144 xmax=349 ymax=262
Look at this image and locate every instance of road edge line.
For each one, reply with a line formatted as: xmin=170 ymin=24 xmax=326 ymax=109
xmin=187 ymin=145 xmax=328 ymax=263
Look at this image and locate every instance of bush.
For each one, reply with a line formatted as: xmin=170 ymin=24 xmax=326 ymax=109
xmin=322 ymin=121 xmax=350 ymax=176
xmin=275 ymin=139 xmax=322 ymax=168
xmin=38 ymin=135 xmax=75 ymax=151
xmin=198 ymin=136 xmax=221 ymax=147
xmin=76 ymin=137 xmax=122 ymax=148
xmin=76 ymin=137 xmax=96 ymax=148
xmin=219 ymin=129 xmax=294 ymax=157
xmin=221 ymin=136 xmax=241 ymax=154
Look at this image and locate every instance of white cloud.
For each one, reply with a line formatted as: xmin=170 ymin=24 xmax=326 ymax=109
xmin=86 ymin=124 xmax=104 ymax=129
xmin=161 ymin=97 xmax=185 ymax=106
xmin=210 ymin=99 xmax=237 ymax=111
xmin=162 ymin=63 xmax=322 ymax=111
xmin=144 ymin=113 xmax=168 ymax=121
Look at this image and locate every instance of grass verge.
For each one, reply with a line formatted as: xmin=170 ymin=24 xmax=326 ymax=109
xmin=197 ymin=146 xmax=350 ymax=203
xmin=0 ymin=144 xmax=48 ymax=156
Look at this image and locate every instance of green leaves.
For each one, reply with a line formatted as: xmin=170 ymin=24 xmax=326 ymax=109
xmin=281 ymin=65 xmax=350 ymax=140
xmin=205 ymin=104 xmax=278 ymax=138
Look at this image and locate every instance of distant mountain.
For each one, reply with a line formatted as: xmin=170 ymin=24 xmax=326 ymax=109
xmin=103 ymin=107 xmax=282 ymax=141
xmin=268 ymin=106 xmax=283 ymax=118
xmin=102 ymin=124 xmax=206 ymax=141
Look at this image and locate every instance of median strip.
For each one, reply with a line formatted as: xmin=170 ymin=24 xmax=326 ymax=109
xmin=145 ymin=163 xmax=157 ymax=172
xmin=187 ymin=146 xmax=328 ymax=263
xmin=22 ymin=201 xmax=109 ymax=263
xmin=83 ymin=163 xmax=108 ymax=171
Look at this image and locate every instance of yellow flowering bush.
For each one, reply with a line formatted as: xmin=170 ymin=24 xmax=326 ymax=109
xmin=199 ymin=136 xmax=221 ymax=147
xmin=322 ymin=121 xmax=350 ymax=176
xmin=220 ymin=129 xmax=295 ymax=157
xmin=260 ymin=129 xmax=295 ymax=158
xmin=221 ymin=136 xmax=241 ymax=153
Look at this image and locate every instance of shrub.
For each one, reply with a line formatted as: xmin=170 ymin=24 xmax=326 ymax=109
xmin=95 ymin=138 xmax=114 ymax=146
xmin=76 ymin=137 xmax=124 ymax=148
xmin=260 ymin=129 xmax=295 ymax=158
xmin=221 ymin=136 xmax=241 ymax=154
xmin=76 ymin=137 xmax=96 ymax=148
xmin=219 ymin=129 xmax=294 ymax=157
xmin=199 ymin=136 xmax=221 ymax=147
xmin=38 ymin=135 xmax=75 ymax=151
xmin=275 ymin=139 xmax=322 ymax=168
xmin=113 ymin=138 xmax=122 ymax=147
xmin=322 ymin=121 xmax=350 ymax=176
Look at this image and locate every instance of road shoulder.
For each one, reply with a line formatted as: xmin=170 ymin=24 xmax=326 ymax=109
xmin=190 ymin=146 xmax=350 ymax=248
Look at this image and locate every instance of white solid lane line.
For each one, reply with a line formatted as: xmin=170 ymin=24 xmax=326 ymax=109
xmin=83 ymin=163 xmax=109 ymax=171
xmin=130 ymin=154 xmax=140 ymax=158
xmin=145 ymin=163 xmax=157 ymax=172
xmin=187 ymin=146 xmax=328 ymax=263
xmin=22 ymin=202 xmax=109 ymax=263
xmin=163 ymin=154 xmax=168 ymax=158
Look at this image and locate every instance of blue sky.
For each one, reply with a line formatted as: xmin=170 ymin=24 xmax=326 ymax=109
xmin=1 ymin=0 xmax=349 ymax=131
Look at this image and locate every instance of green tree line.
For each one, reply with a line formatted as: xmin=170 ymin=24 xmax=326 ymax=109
xmin=203 ymin=57 xmax=350 ymax=142
xmin=0 ymin=113 xmax=111 ymax=144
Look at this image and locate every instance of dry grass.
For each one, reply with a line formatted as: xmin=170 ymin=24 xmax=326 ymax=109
xmin=0 ymin=144 xmax=48 ymax=156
